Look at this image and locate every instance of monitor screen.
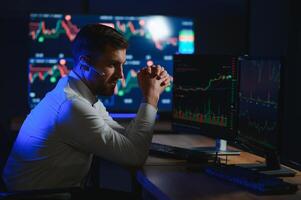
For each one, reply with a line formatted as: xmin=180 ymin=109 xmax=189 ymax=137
xmin=28 ymin=13 xmax=195 ymax=112
xmin=237 ymin=57 xmax=282 ymax=153
xmin=172 ymin=55 xmax=238 ymax=140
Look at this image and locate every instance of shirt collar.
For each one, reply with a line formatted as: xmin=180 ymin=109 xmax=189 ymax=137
xmin=68 ymin=70 xmax=98 ymax=105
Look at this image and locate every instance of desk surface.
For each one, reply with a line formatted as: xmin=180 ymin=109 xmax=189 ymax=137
xmin=138 ymin=134 xmax=301 ymax=200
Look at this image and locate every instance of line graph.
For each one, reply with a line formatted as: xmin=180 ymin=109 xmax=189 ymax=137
xmin=240 ymin=95 xmax=277 ymax=108
xmin=239 ymin=109 xmax=277 ymax=135
xmin=107 ymin=20 xmax=179 ymax=51
xmin=115 ymin=20 xmax=144 ymax=40
xmin=248 ymin=120 xmax=277 ymax=135
xmin=174 ymin=74 xmax=232 ymax=92
xmin=173 ymin=55 xmax=237 ymax=129
xmin=29 ymin=59 xmax=71 ymax=84
xmin=29 ymin=15 xmax=80 ymax=42
xmin=28 ymin=57 xmax=73 ymax=108
xmin=114 ymin=69 xmax=138 ymax=96
xmin=29 ymin=15 xmax=183 ymax=51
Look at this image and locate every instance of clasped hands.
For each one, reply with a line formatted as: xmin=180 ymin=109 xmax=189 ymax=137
xmin=137 ymin=65 xmax=171 ymax=107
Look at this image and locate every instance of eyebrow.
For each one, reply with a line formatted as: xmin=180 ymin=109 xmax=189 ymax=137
xmin=110 ymin=60 xmax=126 ymax=65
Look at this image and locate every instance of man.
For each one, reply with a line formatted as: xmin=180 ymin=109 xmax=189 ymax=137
xmin=3 ymin=24 xmax=171 ymax=191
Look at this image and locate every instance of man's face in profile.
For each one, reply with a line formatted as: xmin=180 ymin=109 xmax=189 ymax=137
xmin=88 ymin=45 xmax=127 ymax=96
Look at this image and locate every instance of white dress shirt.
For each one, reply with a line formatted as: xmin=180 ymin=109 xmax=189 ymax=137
xmin=3 ymin=71 xmax=157 ymax=191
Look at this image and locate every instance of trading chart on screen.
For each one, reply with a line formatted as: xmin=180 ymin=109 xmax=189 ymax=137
xmin=238 ymin=58 xmax=282 ymax=149
xmin=28 ymin=13 xmax=195 ymax=111
xmin=172 ymin=55 xmax=238 ymax=138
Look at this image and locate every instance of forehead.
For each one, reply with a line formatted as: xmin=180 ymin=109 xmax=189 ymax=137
xmin=98 ymin=45 xmax=126 ymax=63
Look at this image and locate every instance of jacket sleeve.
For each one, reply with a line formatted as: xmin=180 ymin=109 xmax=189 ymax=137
xmin=94 ymin=101 xmax=127 ymax=135
xmin=56 ymin=99 xmax=157 ymax=167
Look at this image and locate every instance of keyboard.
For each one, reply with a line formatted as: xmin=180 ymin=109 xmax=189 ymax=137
xmin=149 ymin=142 xmax=214 ymax=162
xmin=203 ymin=164 xmax=298 ymax=194
xmin=149 ymin=142 xmax=240 ymax=160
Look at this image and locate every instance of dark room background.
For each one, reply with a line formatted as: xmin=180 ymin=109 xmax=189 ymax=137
xmin=0 ymin=0 xmax=300 ymax=167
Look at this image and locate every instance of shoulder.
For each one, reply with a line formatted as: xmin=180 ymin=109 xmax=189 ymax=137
xmin=57 ymin=98 xmax=96 ymax=120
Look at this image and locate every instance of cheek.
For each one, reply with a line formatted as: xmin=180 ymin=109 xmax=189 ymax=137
xmin=97 ymin=73 xmax=112 ymax=85
xmin=103 ymin=70 xmax=115 ymax=81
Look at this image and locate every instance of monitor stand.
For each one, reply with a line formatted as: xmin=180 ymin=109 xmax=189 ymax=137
xmin=190 ymin=139 xmax=240 ymax=156
xmin=237 ymin=151 xmax=296 ymax=177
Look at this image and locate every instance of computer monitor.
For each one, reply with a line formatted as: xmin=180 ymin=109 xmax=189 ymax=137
xmin=172 ymin=54 xmax=239 ymax=152
xmin=28 ymin=13 xmax=195 ymax=115
xmin=236 ymin=56 xmax=295 ymax=176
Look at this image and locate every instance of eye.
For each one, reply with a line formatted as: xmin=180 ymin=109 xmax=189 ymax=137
xmin=108 ymin=63 xmax=116 ymax=68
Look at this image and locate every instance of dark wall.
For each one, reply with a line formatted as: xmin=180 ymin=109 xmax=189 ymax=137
xmin=0 ymin=16 xmax=28 ymax=120
xmin=248 ymin=0 xmax=289 ymax=57
xmin=281 ymin=0 xmax=301 ymax=169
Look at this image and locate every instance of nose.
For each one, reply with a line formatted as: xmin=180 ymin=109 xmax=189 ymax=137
xmin=115 ymin=65 xmax=124 ymax=79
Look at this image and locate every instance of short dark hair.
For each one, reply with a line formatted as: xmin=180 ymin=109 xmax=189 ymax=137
xmin=72 ymin=23 xmax=128 ymax=64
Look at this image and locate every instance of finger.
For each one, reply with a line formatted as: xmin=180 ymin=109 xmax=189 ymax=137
xmin=158 ymin=73 xmax=169 ymax=81
xmin=158 ymin=66 xmax=167 ymax=79
xmin=157 ymin=65 xmax=163 ymax=74
xmin=142 ymin=66 xmax=149 ymax=71
xmin=160 ymin=80 xmax=170 ymax=87
xmin=148 ymin=65 xmax=157 ymax=78
xmin=164 ymin=77 xmax=171 ymax=84
xmin=161 ymin=77 xmax=171 ymax=86
xmin=154 ymin=65 xmax=163 ymax=77
xmin=158 ymin=70 xmax=168 ymax=78
xmin=160 ymin=66 xmax=165 ymax=73
xmin=139 ymin=66 xmax=147 ymax=73
xmin=147 ymin=66 xmax=152 ymax=74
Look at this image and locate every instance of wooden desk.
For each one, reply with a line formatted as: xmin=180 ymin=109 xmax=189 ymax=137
xmin=137 ymin=134 xmax=301 ymax=200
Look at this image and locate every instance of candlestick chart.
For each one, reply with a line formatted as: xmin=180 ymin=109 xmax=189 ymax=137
xmin=172 ymin=55 xmax=238 ymax=138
